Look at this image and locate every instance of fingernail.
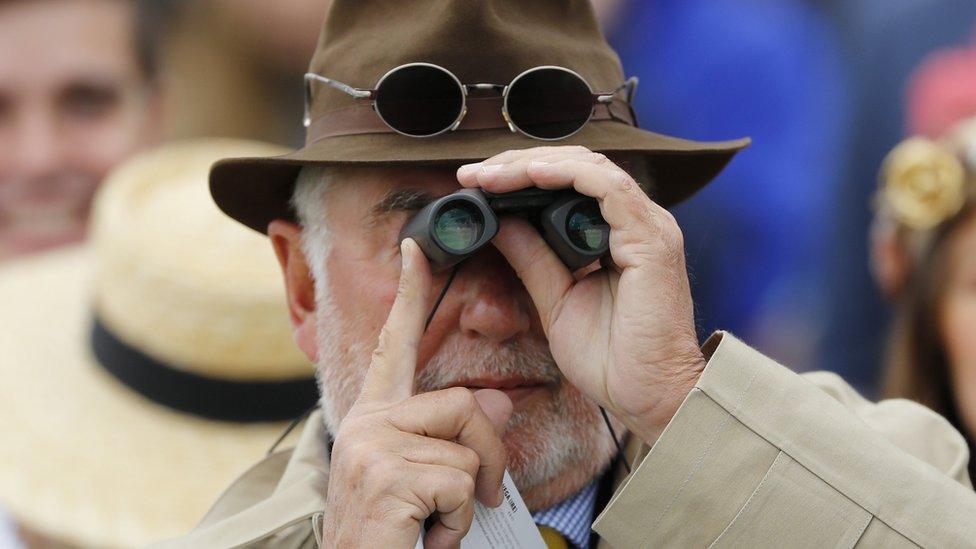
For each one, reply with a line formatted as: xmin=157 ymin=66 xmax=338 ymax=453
xmin=400 ymin=239 xmax=413 ymax=267
xmin=477 ymin=164 xmax=503 ymax=182
xmin=457 ymin=162 xmax=482 ymax=178
xmin=495 ymin=486 xmax=505 ymax=507
xmin=528 ymin=160 xmax=550 ymax=169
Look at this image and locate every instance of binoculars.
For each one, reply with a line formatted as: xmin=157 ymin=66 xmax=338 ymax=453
xmin=399 ymin=188 xmax=610 ymax=271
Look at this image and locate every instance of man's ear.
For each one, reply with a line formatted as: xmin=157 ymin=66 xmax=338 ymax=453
xmin=268 ymin=219 xmax=319 ymax=362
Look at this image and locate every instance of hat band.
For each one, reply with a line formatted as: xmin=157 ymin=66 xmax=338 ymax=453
xmin=90 ymin=316 xmax=319 ymax=422
xmin=305 ymin=96 xmax=636 ymax=143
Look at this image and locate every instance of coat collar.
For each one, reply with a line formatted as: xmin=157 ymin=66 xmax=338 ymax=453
xmin=153 ymin=410 xmax=646 ymax=548
xmin=152 ymin=411 xmax=331 ymax=548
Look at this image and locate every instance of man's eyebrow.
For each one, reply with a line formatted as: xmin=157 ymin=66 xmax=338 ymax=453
xmin=368 ymin=188 xmax=439 ymax=223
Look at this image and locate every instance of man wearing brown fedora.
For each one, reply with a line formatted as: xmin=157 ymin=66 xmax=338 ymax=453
xmin=157 ymin=1 xmax=976 ymax=547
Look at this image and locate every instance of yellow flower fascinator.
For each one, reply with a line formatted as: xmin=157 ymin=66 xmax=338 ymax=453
xmin=880 ymin=137 xmax=968 ymax=230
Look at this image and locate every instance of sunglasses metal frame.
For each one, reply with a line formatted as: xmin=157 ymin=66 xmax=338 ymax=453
xmin=303 ymin=62 xmax=638 ymax=140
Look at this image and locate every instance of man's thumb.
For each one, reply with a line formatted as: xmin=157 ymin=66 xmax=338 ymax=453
xmin=472 ymin=389 xmax=513 ymax=435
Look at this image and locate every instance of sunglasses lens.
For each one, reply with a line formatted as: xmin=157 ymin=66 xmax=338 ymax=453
xmin=506 ymin=68 xmax=594 ymax=139
xmin=565 ymin=201 xmax=608 ymax=251
xmin=434 ymin=201 xmax=484 ymax=251
xmin=375 ymin=65 xmax=464 ymax=137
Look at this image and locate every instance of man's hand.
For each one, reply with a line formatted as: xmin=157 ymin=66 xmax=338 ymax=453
xmin=457 ymin=146 xmax=705 ymax=445
xmin=322 ymin=239 xmax=513 ymax=549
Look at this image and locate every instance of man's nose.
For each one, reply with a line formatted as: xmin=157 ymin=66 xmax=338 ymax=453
xmin=14 ymin=108 xmax=64 ymax=180
xmin=457 ymin=247 xmax=533 ymax=343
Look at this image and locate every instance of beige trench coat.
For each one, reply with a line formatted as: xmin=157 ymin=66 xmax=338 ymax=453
xmin=153 ymin=333 xmax=976 ymax=548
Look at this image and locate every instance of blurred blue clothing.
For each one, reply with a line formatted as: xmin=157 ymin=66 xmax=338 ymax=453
xmin=608 ymin=0 xmax=850 ymax=370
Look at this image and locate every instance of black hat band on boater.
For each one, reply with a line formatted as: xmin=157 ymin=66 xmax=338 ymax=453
xmin=91 ymin=316 xmax=319 ymax=422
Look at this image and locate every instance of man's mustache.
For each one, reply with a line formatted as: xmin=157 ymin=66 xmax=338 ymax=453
xmin=414 ymin=338 xmax=563 ymax=393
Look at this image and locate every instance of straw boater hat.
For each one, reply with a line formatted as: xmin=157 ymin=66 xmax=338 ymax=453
xmin=0 ymin=140 xmax=318 ymax=548
xmin=209 ymin=0 xmax=751 ymax=234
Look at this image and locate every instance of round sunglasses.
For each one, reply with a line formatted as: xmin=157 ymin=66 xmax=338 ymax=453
xmin=303 ymin=63 xmax=638 ymax=140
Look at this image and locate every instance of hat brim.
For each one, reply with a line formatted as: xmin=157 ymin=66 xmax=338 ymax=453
xmin=0 ymin=248 xmax=302 ymax=548
xmin=210 ymin=121 xmax=750 ymax=234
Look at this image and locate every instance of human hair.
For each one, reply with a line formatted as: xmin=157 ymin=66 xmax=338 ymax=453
xmin=882 ymin=197 xmax=976 ymax=482
xmin=879 ymin=119 xmax=976 ymax=481
xmin=0 ymin=0 xmax=167 ymax=80
xmin=133 ymin=0 xmax=175 ymax=81
xmin=291 ymin=166 xmax=334 ymax=290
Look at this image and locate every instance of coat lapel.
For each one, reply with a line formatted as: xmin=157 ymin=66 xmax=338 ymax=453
xmin=153 ymin=412 xmax=331 ymax=548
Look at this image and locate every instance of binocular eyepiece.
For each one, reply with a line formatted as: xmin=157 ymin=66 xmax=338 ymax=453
xmin=398 ymin=188 xmax=609 ymax=271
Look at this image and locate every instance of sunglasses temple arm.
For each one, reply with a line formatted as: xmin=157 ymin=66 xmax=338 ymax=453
xmin=619 ymin=76 xmax=640 ymax=128
xmin=303 ymin=73 xmax=374 ymax=127
xmin=595 ymin=76 xmax=639 ymax=104
xmin=596 ymin=77 xmax=641 ymax=128
xmin=623 ymin=76 xmax=638 ymax=104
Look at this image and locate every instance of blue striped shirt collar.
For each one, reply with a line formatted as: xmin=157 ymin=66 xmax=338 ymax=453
xmin=531 ymin=480 xmax=599 ymax=549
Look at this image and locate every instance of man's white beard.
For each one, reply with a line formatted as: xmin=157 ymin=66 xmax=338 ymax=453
xmin=312 ymin=282 xmax=616 ymax=494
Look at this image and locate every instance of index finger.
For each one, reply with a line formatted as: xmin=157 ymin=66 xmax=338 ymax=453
xmin=358 ymin=238 xmax=432 ymax=404
xmin=456 ymin=146 xmax=618 ymax=193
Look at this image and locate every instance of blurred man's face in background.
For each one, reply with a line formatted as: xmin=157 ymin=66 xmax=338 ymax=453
xmin=0 ymin=0 xmax=160 ymax=259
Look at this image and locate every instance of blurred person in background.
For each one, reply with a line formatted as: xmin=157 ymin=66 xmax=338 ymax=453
xmin=0 ymin=139 xmax=317 ymax=548
xmin=818 ymin=0 xmax=976 ymax=393
xmin=594 ymin=0 xmax=850 ymax=372
xmin=870 ymin=42 xmax=976 ymax=484
xmin=0 ymin=0 xmax=164 ymax=261
xmin=160 ymin=0 xmax=330 ymax=146
xmin=872 ymin=118 xmax=976 ymax=486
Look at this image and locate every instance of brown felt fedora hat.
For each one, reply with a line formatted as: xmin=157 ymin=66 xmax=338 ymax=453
xmin=210 ymin=0 xmax=751 ymax=234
